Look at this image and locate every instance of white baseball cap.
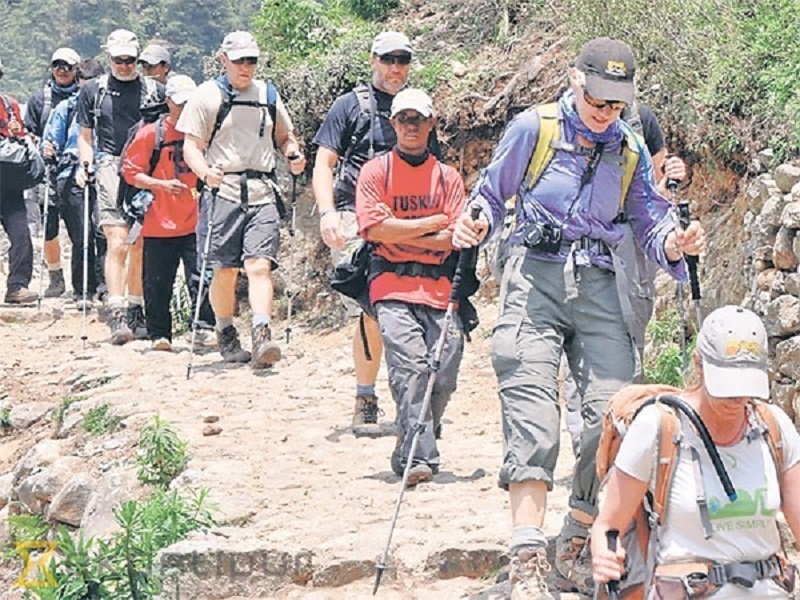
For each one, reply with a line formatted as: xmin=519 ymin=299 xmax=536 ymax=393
xmin=165 ymin=74 xmax=197 ymax=105
xmin=105 ymin=29 xmax=140 ymax=58
xmin=221 ymin=31 xmax=259 ymax=61
xmin=391 ymin=88 xmax=434 ymax=118
xmin=697 ymin=305 xmax=769 ymax=399
xmin=51 ymin=48 xmax=81 ymax=66
xmin=371 ymin=31 xmax=413 ymax=56
xmin=139 ymin=44 xmax=171 ymax=66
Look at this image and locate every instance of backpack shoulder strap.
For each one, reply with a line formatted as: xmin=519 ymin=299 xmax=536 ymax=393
xmin=265 ymin=79 xmax=278 ymax=149
xmin=619 ymin=127 xmax=642 ymax=211
xmin=209 ymin=76 xmax=233 ymax=149
xmin=147 ymin=116 xmax=166 ymax=176
xmin=751 ymin=401 xmax=784 ymax=476
xmin=343 ymin=84 xmax=375 ymax=162
xmin=652 ymin=402 xmax=681 ymax=520
xmin=42 ymin=84 xmax=53 ymax=128
xmin=522 ymin=102 xmax=560 ymax=192
xmin=93 ymin=74 xmax=110 ymax=132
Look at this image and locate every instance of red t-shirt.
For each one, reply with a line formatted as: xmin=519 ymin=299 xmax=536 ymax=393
xmin=356 ymin=150 xmax=467 ymax=310
xmin=121 ymin=117 xmax=198 ymax=238
xmin=0 ymin=95 xmax=26 ymax=139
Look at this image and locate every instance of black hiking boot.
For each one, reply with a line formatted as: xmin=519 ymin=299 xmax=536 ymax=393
xmin=251 ymin=323 xmax=281 ymax=368
xmin=126 ymin=305 xmax=148 ymax=340
xmin=216 ymin=325 xmax=251 ymax=363
xmin=44 ymin=269 xmax=65 ymax=298
xmin=109 ymin=308 xmax=134 ymax=346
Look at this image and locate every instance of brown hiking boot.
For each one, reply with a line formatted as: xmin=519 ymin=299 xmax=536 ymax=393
xmin=4 ymin=288 xmax=38 ymax=304
xmin=554 ymin=518 xmax=593 ymax=595
xmin=510 ymin=547 xmax=554 ymax=599
xmin=405 ymin=463 xmax=434 ymax=487
xmin=217 ymin=325 xmax=251 ymax=363
xmin=251 ymin=323 xmax=281 ymax=368
xmin=352 ymin=394 xmax=383 ymax=437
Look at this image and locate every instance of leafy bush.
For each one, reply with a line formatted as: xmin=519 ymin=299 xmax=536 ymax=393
xmin=54 ymin=395 xmax=85 ymax=427
xmin=643 ymin=308 xmax=696 ymax=387
xmin=82 ymin=403 xmax=122 ymax=436
xmin=137 ymin=415 xmax=188 ymax=487
xmin=346 ymin=0 xmax=400 ymax=20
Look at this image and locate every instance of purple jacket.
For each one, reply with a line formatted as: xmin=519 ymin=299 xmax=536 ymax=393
xmin=471 ymin=104 xmax=687 ymax=281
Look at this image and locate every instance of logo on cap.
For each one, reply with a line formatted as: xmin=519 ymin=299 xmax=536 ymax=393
xmin=605 ymin=61 xmax=627 ymax=77
xmin=725 ymin=339 xmax=763 ymax=359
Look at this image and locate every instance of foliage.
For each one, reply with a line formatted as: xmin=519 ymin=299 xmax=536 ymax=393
xmin=136 ymin=414 xmax=187 ymax=487
xmin=82 ymin=403 xmax=122 ymax=435
xmin=15 ymin=489 xmax=214 ymax=599
xmin=643 ymin=308 xmax=696 ymax=387
xmin=54 ymin=395 xmax=85 ymax=426
xmin=346 ymin=0 xmax=400 ymax=20
xmin=0 ymin=406 xmax=11 ymax=429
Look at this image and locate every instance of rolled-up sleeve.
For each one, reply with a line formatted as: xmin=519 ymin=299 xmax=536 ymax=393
xmin=470 ymin=111 xmax=539 ymax=240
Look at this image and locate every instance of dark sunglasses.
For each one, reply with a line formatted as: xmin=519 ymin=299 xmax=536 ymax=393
xmin=112 ymin=56 xmax=137 ymax=65
xmin=378 ymin=53 xmax=411 ymax=66
xmin=230 ymin=56 xmax=258 ymax=65
xmin=582 ymin=88 xmax=626 ymax=111
xmin=51 ymin=61 xmax=75 ymax=71
xmin=395 ymin=113 xmax=429 ymax=126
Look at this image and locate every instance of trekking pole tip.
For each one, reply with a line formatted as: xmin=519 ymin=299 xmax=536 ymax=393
xmin=372 ymin=563 xmax=386 ymax=595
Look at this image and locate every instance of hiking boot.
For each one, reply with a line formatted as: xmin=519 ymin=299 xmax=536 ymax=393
xmin=352 ymin=394 xmax=383 ymax=437
xmin=391 ymin=436 xmax=440 ymax=479
xmin=73 ymin=293 xmax=94 ymax=312
xmin=251 ymin=323 xmax=281 ymax=368
xmin=510 ymin=547 xmax=554 ymax=599
xmin=126 ymin=305 xmax=148 ymax=340
xmin=109 ymin=309 xmax=134 ymax=346
xmin=151 ymin=338 xmax=172 ymax=351
xmin=405 ymin=463 xmax=434 ymax=487
xmin=216 ymin=325 xmax=251 ymax=363
xmin=554 ymin=516 xmax=593 ymax=595
xmin=4 ymin=287 xmax=38 ymax=305
xmin=44 ymin=269 xmax=65 ymax=298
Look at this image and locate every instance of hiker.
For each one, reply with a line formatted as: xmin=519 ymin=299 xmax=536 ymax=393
xmin=563 ymin=103 xmax=688 ymax=455
xmin=452 ymin=37 xmax=706 ymax=597
xmin=592 ymin=306 xmax=800 ymax=599
xmin=179 ymin=30 xmax=305 ymax=367
xmin=0 ymin=59 xmax=37 ymax=304
xmin=313 ymin=31 xmax=441 ymax=435
xmin=24 ymin=47 xmax=81 ymax=299
xmin=355 ymin=88 xmax=467 ymax=484
xmin=121 ymin=75 xmax=212 ymax=351
xmin=138 ymin=44 xmax=171 ymax=84
xmin=42 ymin=59 xmax=106 ymax=310
xmin=76 ymin=29 xmax=162 ymax=344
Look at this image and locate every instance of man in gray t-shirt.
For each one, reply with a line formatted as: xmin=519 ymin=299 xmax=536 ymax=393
xmin=180 ymin=31 xmax=305 ymax=369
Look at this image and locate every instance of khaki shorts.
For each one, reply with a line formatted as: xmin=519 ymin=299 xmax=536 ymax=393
xmin=96 ymin=156 xmax=126 ymax=228
xmin=331 ymin=210 xmax=365 ymax=318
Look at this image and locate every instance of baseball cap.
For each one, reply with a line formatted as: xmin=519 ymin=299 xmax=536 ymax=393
xmin=221 ymin=31 xmax=259 ymax=61
xmin=391 ymin=88 xmax=434 ymax=118
xmin=371 ymin=31 xmax=413 ymax=56
xmin=51 ymin=48 xmax=80 ymax=66
xmin=575 ymin=37 xmax=636 ymax=104
xmin=105 ymin=29 xmax=140 ymax=58
xmin=696 ymin=306 xmax=769 ymax=400
xmin=139 ymin=44 xmax=171 ymax=66
xmin=165 ymin=74 xmax=197 ymax=105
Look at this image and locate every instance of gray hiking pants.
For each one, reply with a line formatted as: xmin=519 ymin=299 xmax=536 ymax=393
xmin=493 ymin=254 xmax=635 ymax=515
xmin=376 ymin=300 xmax=464 ymax=470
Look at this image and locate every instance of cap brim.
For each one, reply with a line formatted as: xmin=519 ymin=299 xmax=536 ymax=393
xmin=226 ymin=49 xmax=259 ymax=61
xmin=703 ymin=360 xmax=770 ymax=400
xmin=390 ymin=106 xmax=433 ymax=118
xmin=139 ymin=53 xmax=161 ymax=65
xmin=169 ymin=90 xmax=195 ymax=105
xmin=108 ymin=45 xmax=139 ymax=58
xmin=375 ymin=45 xmax=413 ymax=56
xmin=584 ymin=74 xmax=634 ymax=105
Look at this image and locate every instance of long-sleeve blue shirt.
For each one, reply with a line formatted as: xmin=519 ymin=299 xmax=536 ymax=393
xmin=471 ymin=104 xmax=687 ymax=281
xmin=42 ymin=96 xmax=80 ymax=181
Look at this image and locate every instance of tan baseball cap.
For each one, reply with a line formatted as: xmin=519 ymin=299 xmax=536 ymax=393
xmin=391 ymin=88 xmax=434 ymax=118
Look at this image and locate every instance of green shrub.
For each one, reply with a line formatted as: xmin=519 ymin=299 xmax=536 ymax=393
xmin=82 ymin=404 xmax=122 ymax=436
xmin=346 ymin=0 xmax=400 ymax=20
xmin=643 ymin=308 xmax=697 ymax=387
xmin=137 ymin=415 xmax=188 ymax=487
xmin=54 ymin=395 xmax=85 ymax=427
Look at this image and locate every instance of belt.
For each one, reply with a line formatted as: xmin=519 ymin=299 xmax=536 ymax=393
xmin=226 ymin=169 xmax=286 ymax=218
xmin=561 ymin=237 xmax=612 ymax=256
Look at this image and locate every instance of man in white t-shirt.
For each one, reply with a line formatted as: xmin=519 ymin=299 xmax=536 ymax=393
xmin=179 ymin=31 xmax=305 ymax=368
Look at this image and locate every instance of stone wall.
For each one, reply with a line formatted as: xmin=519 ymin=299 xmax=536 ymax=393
xmin=742 ymin=161 xmax=800 ymax=425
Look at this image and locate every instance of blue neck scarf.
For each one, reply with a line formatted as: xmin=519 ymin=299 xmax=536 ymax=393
xmin=559 ymin=89 xmax=621 ymax=145
xmin=51 ymin=80 xmax=78 ymax=97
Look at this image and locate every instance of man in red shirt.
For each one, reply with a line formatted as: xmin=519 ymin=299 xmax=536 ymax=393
xmin=356 ymin=89 xmax=467 ymax=485
xmin=121 ymin=75 xmax=211 ymax=350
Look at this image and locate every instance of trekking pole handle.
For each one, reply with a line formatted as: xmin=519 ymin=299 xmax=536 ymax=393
xmin=606 ymin=529 xmax=620 ymax=600
xmin=449 ymin=205 xmax=481 ymax=303
xmin=666 ymin=178 xmax=679 ymax=193
xmin=676 ymin=201 xmax=701 ymax=301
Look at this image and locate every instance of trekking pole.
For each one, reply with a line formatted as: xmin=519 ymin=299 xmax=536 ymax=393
xmin=285 ymin=154 xmax=300 ymax=345
xmin=36 ymin=165 xmax=52 ymax=310
xmin=80 ymin=162 xmax=91 ymax=349
xmin=675 ymin=196 xmax=703 ymax=326
xmin=605 ymin=529 xmax=620 ymax=600
xmin=186 ymin=186 xmax=219 ymax=380
xmin=668 ymin=180 xmax=688 ymax=379
xmin=373 ymin=205 xmax=482 ymax=596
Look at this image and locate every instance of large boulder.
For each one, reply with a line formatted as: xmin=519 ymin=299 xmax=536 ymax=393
xmin=773 ymin=227 xmax=798 ymax=271
xmin=9 ymin=402 xmax=52 ymax=430
xmin=15 ymin=457 xmax=85 ymax=514
xmin=775 ymin=164 xmax=800 ymax=194
xmin=81 ymin=467 xmax=146 ymax=539
xmin=12 ymin=440 xmax=63 ymax=486
xmin=765 ymin=295 xmax=800 ymax=337
xmin=782 ymin=202 xmax=800 ymax=229
xmin=761 ymin=193 xmax=788 ymax=228
xmin=47 ymin=474 xmax=95 ymax=527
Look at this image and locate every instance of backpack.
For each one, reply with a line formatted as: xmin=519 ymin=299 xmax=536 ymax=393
xmin=41 ymin=84 xmax=52 ymax=135
xmin=595 ymin=384 xmax=786 ymax=598
xmin=208 ymin=75 xmax=278 ymax=150
xmin=486 ymin=102 xmax=643 ymax=280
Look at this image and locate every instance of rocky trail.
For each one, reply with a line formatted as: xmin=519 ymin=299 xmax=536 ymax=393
xmin=0 ymin=223 xmax=585 ymax=599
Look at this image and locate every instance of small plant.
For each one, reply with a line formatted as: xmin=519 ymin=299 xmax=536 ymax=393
xmin=54 ymin=395 xmax=85 ymax=426
xmin=137 ymin=415 xmax=188 ymax=487
xmin=82 ymin=404 xmax=122 ymax=436
xmin=643 ymin=309 xmax=697 ymax=387
xmin=0 ymin=406 xmax=11 ymax=430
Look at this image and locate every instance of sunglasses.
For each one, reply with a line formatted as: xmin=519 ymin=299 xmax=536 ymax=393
xmin=112 ymin=56 xmax=137 ymax=65
xmin=395 ymin=113 xmax=430 ymax=126
xmin=378 ymin=54 xmax=412 ymax=66
xmin=51 ymin=61 xmax=74 ymax=71
xmin=230 ymin=57 xmax=258 ymax=65
xmin=582 ymin=89 xmax=626 ymax=111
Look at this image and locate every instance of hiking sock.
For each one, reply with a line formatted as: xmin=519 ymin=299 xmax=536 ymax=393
xmin=127 ymin=295 xmax=144 ymax=307
xmin=47 ymin=262 xmax=61 ymax=271
xmin=107 ymin=296 xmax=125 ymax=310
xmin=357 ymin=384 xmax=376 ymax=397
xmin=252 ymin=314 xmax=270 ymax=328
xmin=215 ymin=317 xmax=234 ymax=332
xmin=561 ymin=513 xmax=591 ymax=539
xmin=510 ymin=526 xmax=547 ymax=556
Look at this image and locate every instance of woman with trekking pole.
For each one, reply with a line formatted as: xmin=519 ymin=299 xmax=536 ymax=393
xmin=591 ymin=306 xmax=800 ymax=599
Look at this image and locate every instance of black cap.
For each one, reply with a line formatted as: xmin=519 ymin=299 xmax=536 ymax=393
xmin=575 ymin=37 xmax=636 ymax=104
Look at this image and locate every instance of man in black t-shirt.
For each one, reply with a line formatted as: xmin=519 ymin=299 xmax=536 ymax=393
xmin=313 ymin=31 xmax=440 ymax=437
xmin=76 ymin=29 xmax=154 ymax=345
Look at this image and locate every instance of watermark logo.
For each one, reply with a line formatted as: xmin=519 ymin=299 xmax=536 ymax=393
xmin=14 ymin=541 xmax=58 ymax=588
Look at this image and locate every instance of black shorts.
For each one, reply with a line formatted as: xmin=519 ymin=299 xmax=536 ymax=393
xmin=208 ymin=196 xmax=280 ymax=270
